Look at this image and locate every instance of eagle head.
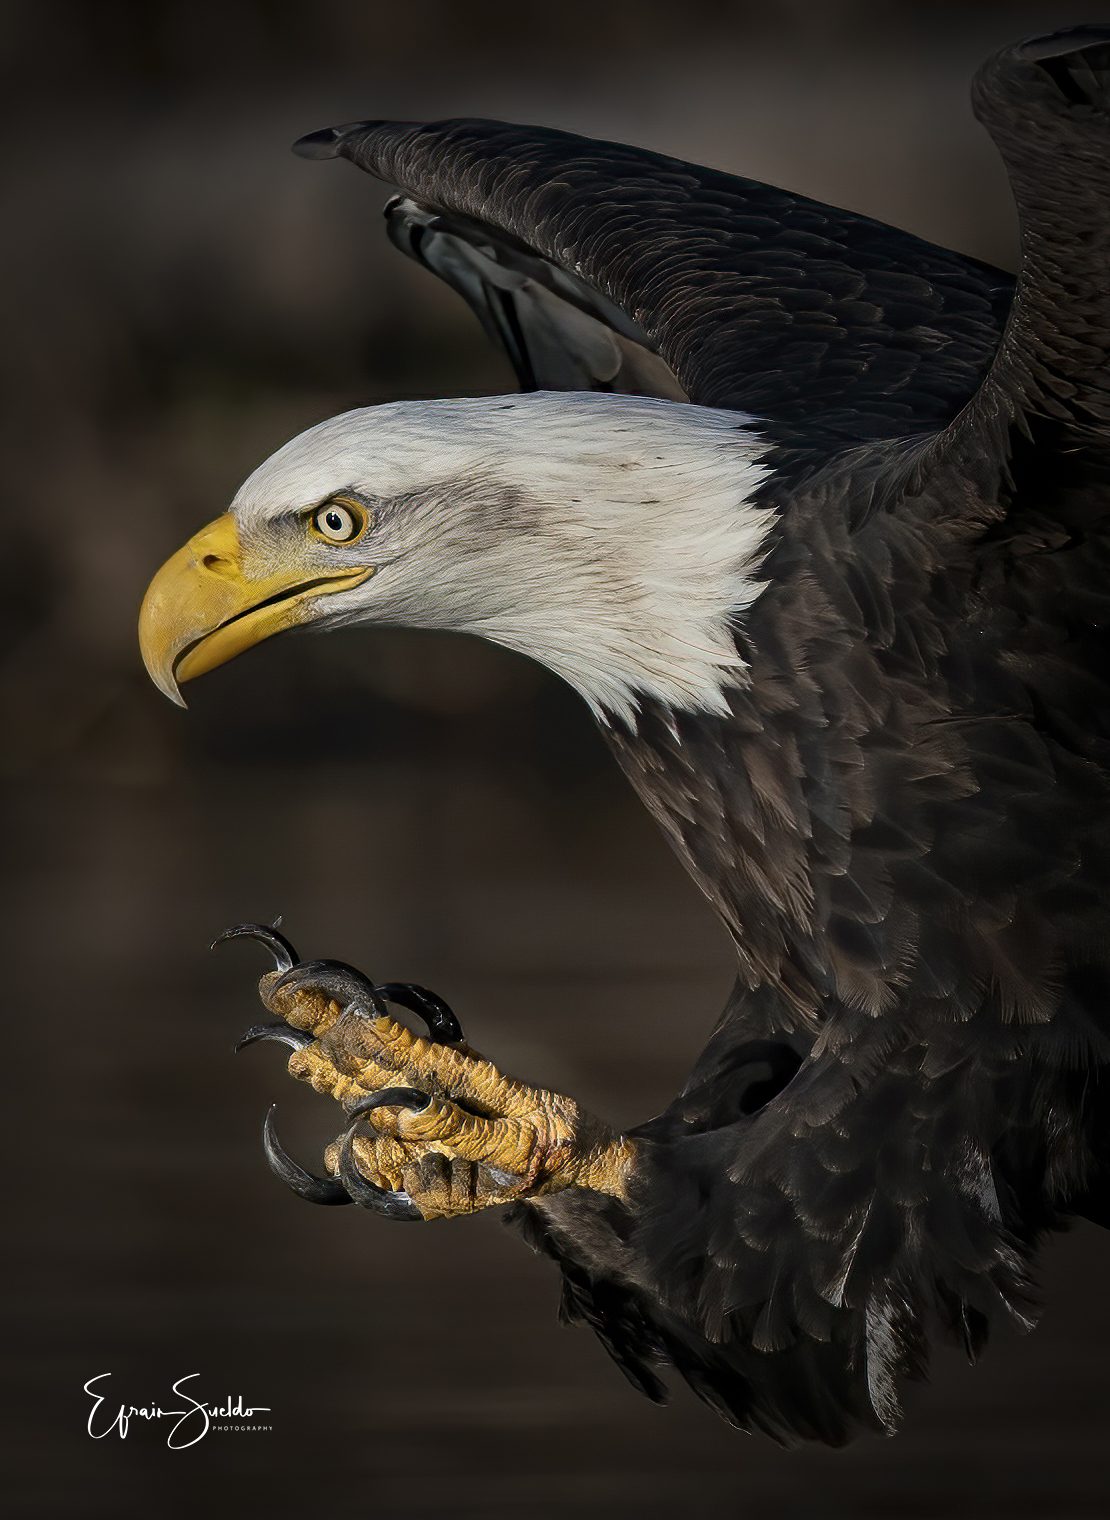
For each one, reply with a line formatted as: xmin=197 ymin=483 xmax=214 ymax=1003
xmin=139 ymin=392 xmax=771 ymax=723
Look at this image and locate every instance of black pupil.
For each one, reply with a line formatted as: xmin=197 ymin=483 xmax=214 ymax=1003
xmin=324 ymin=509 xmax=345 ymax=535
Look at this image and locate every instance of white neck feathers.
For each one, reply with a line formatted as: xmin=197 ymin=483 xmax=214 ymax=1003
xmin=234 ymin=393 xmax=776 ymax=725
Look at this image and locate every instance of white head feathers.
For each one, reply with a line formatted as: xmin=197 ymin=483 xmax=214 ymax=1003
xmin=232 ymin=391 xmax=774 ymax=724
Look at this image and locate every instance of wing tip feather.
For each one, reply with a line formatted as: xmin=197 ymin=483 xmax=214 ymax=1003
xmin=291 ymin=122 xmax=378 ymax=160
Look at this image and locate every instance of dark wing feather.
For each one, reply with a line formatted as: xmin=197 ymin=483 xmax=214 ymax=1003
xmin=382 ymin=195 xmax=688 ymax=399
xmin=295 ymin=116 xmax=1012 ymax=440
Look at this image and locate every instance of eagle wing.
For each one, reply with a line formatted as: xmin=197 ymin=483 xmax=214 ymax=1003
xmin=294 ymin=115 xmax=1012 ymax=442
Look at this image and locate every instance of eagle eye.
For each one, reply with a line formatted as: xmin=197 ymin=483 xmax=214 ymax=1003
xmin=310 ymin=497 xmax=370 ymax=545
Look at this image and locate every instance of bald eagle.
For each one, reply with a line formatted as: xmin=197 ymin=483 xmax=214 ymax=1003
xmin=138 ymin=29 xmax=1110 ymax=1444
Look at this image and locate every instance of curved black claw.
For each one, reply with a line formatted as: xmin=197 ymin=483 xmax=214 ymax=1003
xmin=375 ymin=983 xmax=464 ymax=1044
xmin=338 ymin=1126 xmax=424 ymax=1221
xmin=346 ymin=1087 xmax=433 ymax=1121
xmin=213 ymin=922 xmax=300 ymax=972
xmin=235 ymin=1022 xmax=315 ymax=1055
xmin=271 ymin=959 xmax=387 ymax=1018
xmin=261 ymin=1105 xmax=350 ymax=1205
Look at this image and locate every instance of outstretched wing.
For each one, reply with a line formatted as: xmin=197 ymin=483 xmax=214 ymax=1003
xmin=294 ymin=116 xmax=1012 ymax=442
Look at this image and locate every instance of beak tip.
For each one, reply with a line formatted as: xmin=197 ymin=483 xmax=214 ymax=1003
xmin=141 ymin=657 xmax=188 ymax=708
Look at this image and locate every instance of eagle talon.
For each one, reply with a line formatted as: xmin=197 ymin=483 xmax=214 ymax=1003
xmin=262 ymin=1104 xmax=350 ymax=1205
xmin=338 ymin=1126 xmax=425 ymax=1220
xmin=229 ymin=929 xmax=633 ymax=1221
xmin=345 ymin=1086 xmax=433 ymax=1120
xmin=213 ymin=922 xmax=300 ymax=972
xmin=271 ymin=959 xmax=388 ymax=1018
xmin=235 ymin=1022 xmax=315 ymax=1054
xmin=374 ymin=982 xmax=464 ymax=1044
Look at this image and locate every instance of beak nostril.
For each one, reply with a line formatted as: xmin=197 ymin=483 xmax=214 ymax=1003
xmin=202 ymin=553 xmax=230 ymax=573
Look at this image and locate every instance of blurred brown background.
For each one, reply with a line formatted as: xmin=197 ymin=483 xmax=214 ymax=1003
xmin=4 ymin=1 xmax=1109 ymax=1516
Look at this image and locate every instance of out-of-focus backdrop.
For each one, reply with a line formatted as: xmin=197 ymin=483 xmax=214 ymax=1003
xmin=4 ymin=2 xmax=1109 ymax=1515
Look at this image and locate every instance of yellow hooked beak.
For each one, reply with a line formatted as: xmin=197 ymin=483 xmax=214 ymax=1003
xmin=138 ymin=514 xmax=373 ymax=706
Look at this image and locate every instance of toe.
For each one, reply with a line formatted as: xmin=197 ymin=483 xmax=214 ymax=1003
xmin=365 ymin=1093 xmax=542 ymax=1179
xmin=263 ymin=958 xmax=387 ymax=1032
xmin=335 ymin=1124 xmax=424 ymax=1220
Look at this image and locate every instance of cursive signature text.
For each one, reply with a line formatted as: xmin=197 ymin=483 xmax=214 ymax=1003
xmin=83 ymin=1373 xmax=271 ymax=1449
